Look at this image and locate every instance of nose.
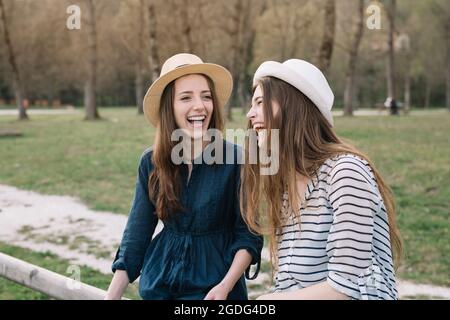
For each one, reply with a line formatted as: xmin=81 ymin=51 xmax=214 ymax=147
xmin=192 ymin=96 xmax=206 ymax=111
xmin=247 ymin=105 xmax=256 ymax=119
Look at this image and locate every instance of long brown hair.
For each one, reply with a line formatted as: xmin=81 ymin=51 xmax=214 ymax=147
xmin=240 ymin=77 xmax=402 ymax=275
xmin=149 ymin=74 xmax=224 ymax=220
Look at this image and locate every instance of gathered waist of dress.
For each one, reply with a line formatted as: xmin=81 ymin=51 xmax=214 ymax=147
xmin=163 ymin=227 xmax=234 ymax=237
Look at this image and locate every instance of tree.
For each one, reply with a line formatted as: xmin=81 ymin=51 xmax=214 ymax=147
xmin=0 ymin=0 xmax=28 ymax=120
xmin=84 ymin=0 xmax=100 ymax=120
xmin=237 ymin=0 xmax=268 ymax=112
xmin=226 ymin=0 xmax=245 ymax=121
xmin=180 ymin=0 xmax=194 ymax=53
xmin=316 ymin=0 xmax=336 ymax=75
xmin=136 ymin=0 xmax=146 ymax=114
xmin=0 ymin=0 xmax=447 ymax=112
xmin=109 ymin=0 xmax=149 ymax=112
xmin=252 ymin=1 xmax=318 ymax=70
xmin=397 ymin=33 xmax=411 ymax=113
xmin=386 ymin=0 xmax=398 ymax=115
xmin=429 ymin=0 xmax=450 ymax=111
xmin=446 ymin=19 xmax=450 ymax=111
xmin=147 ymin=0 xmax=160 ymax=82
xmin=343 ymin=0 xmax=364 ymax=116
xmin=447 ymin=19 xmax=450 ymax=112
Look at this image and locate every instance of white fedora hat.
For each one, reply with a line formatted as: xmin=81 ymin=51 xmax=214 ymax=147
xmin=253 ymin=59 xmax=334 ymax=127
xmin=143 ymin=53 xmax=233 ymax=127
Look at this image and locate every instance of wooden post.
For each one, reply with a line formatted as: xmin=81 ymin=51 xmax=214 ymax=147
xmin=0 ymin=252 xmax=120 ymax=300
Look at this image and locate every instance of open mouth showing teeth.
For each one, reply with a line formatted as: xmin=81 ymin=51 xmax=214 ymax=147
xmin=187 ymin=115 xmax=206 ymax=127
xmin=253 ymin=123 xmax=266 ymax=134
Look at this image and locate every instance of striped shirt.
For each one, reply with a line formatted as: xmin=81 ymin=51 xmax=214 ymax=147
xmin=274 ymin=154 xmax=398 ymax=300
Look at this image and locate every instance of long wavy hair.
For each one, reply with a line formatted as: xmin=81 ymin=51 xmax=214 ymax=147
xmin=240 ymin=77 xmax=402 ymax=275
xmin=148 ymin=74 xmax=224 ymax=220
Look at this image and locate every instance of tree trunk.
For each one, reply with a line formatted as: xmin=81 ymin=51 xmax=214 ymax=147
xmin=289 ymin=4 xmax=313 ymax=59
xmin=424 ymin=78 xmax=431 ymax=109
xmin=446 ymin=19 xmax=450 ymax=112
xmin=404 ymin=69 xmax=411 ymax=114
xmin=343 ymin=0 xmax=364 ymax=117
xmin=386 ymin=0 xmax=398 ymax=115
xmin=240 ymin=0 xmax=268 ymax=114
xmin=271 ymin=0 xmax=287 ymax=61
xmin=84 ymin=0 xmax=100 ymax=120
xmin=226 ymin=0 xmax=245 ymax=122
xmin=180 ymin=0 xmax=194 ymax=53
xmin=447 ymin=53 xmax=450 ymax=111
xmin=196 ymin=0 xmax=208 ymax=57
xmin=135 ymin=65 xmax=145 ymax=114
xmin=236 ymin=1 xmax=252 ymax=111
xmin=316 ymin=0 xmax=336 ymax=75
xmin=136 ymin=0 xmax=145 ymax=114
xmin=147 ymin=0 xmax=160 ymax=82
xmin=0 ymin=0 xmax=28 ymax=120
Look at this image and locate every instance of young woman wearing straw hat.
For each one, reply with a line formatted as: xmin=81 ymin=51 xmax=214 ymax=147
xmin=105 ymin=53 xmax=263 ymax=300
xmin=241 ymin=59 xmax=402 ymax=300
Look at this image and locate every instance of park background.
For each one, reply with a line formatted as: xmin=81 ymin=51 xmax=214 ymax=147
xmin=0 ymin=0 xmax=449 ymax=299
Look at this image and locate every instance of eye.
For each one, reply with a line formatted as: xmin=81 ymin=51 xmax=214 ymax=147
xmin=202 ymin=95 xmax=212 ymax=100
xmin=180 ymin=96 xmax=191 ymax=101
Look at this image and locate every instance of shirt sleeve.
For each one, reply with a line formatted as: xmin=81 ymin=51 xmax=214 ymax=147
xmin=111 ymin=149 xmax=158 ymax=283
xmin=229 ymin=155 xmax=264 ymax=280
xmin=325 ymin=156 xmax=384 ymax=299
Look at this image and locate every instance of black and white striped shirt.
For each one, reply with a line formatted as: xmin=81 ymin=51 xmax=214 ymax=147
xmin=275 ymin=154 xmax=398 ymax=300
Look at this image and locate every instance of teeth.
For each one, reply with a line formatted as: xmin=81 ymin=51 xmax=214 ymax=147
xmin=253 ymin=124 xmax=265 ymax=130
xmin=187 ymin=116 xmax=206 ymax=121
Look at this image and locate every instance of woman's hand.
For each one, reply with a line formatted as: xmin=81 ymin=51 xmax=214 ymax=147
xmin=204 ymin=282 xmax=231 ymax=300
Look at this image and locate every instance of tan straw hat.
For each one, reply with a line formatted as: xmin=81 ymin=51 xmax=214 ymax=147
xmin=143 ymin=53 xmax=233 ymax=126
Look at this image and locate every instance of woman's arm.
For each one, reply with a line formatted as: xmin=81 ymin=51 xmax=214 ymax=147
xmin=104 ymin=270 xmax=130 ymax=300
xmin=109 ymin=150 xmax=158 ymax=289
xmin=257 ymin=281 xmax=349 ymax=300
xmin=204 ymin=249 xmax=252 ymax=300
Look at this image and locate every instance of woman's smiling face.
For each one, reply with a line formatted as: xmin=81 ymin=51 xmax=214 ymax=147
xmin=173 ymin=74 xmax=214 ymax=140
xmin=247 ymin=84 xmax=280 ymax=147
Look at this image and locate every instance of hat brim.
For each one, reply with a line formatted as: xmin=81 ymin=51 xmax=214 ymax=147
xmin=143 ymin=63 xmax=233 ymax=127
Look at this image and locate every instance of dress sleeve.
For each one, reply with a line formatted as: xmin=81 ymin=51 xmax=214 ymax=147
xmin=229 ymin=158 xmax=264 ymax=280
xmin=111 ymin=149 xmax=158 ymax=283
xmin=325 ymin=156 xmax=389 ymax=299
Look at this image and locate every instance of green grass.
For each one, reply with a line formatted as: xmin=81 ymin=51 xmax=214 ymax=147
xmin=0 ymin=107 xmax=449 ymax=293
xmin=0 ymin=108 xmax=153 ymax=213
xmin=0 ymin=242 xmax=140 ymax=300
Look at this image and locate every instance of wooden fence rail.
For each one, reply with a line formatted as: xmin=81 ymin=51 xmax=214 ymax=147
xmin=0 ymin=252 xmax=114 ymax=300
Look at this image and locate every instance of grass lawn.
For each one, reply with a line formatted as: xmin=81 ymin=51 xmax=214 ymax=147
xmin=0 ymin=107 xmax=449 ymax=295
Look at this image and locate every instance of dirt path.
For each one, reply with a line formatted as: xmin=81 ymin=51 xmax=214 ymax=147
xmin=0 ymin=184 xmax=448 ymax=299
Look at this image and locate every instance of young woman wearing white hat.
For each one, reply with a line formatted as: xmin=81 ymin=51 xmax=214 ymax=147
xmin=241 ymin=59 xmax=402 ymax=300
xmin=105 ymin=53 xmax=263 ymax=300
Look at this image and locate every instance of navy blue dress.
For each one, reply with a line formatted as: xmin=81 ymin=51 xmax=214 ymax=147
xmin=112 ymin=141 xmax=263 ymax=300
